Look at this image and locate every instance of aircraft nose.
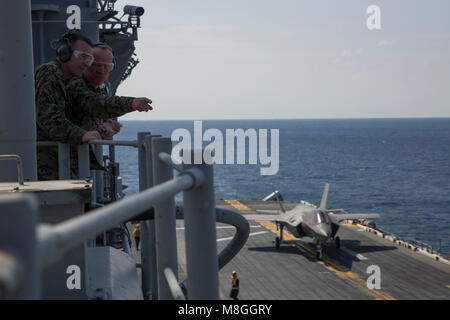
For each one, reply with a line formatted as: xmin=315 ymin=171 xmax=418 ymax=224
xmin=315 ymin=225 xmax=331 ymax=238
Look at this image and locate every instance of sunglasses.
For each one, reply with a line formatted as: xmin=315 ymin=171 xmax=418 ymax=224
xmin=73 ymin=50 xmax=94 ymax=65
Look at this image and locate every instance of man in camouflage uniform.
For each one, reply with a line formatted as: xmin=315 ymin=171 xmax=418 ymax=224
xmin=66 ymin=43 xmax=125 ymax=138
xmin=35 ymin=31 xmax=152 ymax=180
xmin=65 ymin=42 xmax=134 ymax=175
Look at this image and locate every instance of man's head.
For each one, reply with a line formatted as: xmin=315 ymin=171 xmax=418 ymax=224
xmin=83 ymin=43 xmax=115 ymax=88
xmin=55 ymin=31 xmax=94 ymax=78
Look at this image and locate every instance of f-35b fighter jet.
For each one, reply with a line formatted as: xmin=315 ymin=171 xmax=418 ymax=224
xmin=244 ymin=184 xmax=380 ymax=259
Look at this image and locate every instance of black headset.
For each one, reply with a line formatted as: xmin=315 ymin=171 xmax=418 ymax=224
xmin=93 ymin=42 xmax=116 ymax=71
xmin=54 ymin=32 xmax=74 ymax=63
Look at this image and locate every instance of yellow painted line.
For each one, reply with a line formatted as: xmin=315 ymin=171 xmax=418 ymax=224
xmin=225 ymin=199 xmax=397 ymax=300
xmin=225 ymin=200 xmax=298 ymax=240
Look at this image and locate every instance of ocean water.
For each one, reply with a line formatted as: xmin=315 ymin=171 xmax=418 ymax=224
xmin=114 ymin=118 xmax=450 ymax=256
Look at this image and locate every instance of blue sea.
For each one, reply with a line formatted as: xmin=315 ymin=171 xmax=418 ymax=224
xmin=114 ymin=118 xmax=450 ymax=256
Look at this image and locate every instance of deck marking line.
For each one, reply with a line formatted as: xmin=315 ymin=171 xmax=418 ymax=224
xmin=341 ymin=248 xmax=369 ymax=261
xmin=217 ymin=231 xmax=268 ymax=242
xmin=225 ymin=199 xmax=397 ymax=300
xmin=225 ymin=200 xmax=298 ymax=240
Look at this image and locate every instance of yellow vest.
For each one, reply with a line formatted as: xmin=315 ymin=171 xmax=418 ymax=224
xmin=230 ymin=276 xmax=239 ymax=290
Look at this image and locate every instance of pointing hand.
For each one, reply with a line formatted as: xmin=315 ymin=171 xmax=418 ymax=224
xmin=132 ymin=97 xmax=153 ymax=112
xmin=81 ymin=131 xmax=102 ymax=142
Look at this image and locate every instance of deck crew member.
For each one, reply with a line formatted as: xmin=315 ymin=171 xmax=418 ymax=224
xmin=230 ymin=270 xmax=240 ymax=300
xmin=133 ymin=225 xmax=140 ymax=250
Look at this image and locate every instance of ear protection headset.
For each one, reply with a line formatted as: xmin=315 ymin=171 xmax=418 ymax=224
xmin=54 ymin=32 xmax=74 ymax=63
xmin=93 ymin=42 xmax=116 ymax=71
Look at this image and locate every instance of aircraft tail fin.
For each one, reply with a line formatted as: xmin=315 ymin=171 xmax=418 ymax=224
xmin=319 ymin=183 xmax=330 ymax=210
xmin=271 ymin=185 xmax=286 ymax=214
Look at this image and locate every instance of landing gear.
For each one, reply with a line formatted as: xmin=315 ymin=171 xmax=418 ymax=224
xmin=335 ymin=236 xmax=341 ymax=249
xmin=275 ymin=237 xmax=280 ymax=249
xmin=316 ymin=249 xmax=323 ymax=260
xmin=316 ymin=243 xmax=323 ymax=260
xmin=274 ymin=224 xmax=284 ymax=249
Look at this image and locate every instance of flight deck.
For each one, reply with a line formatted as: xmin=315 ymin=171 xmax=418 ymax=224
xmin=167 ymin=200 xmax=450 ymax=300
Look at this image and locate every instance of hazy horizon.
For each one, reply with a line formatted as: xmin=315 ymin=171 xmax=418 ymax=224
xmin=113 ymin=0 xmax=450 ymax=120
xmin=119 ymin=116 xmax=450 ymax=121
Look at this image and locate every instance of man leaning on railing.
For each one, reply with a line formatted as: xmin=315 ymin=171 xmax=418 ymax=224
xmin=35 ymin=30 xmax=153 ymax=180
xmin=65 ymin=41 xmax=141 ymax=175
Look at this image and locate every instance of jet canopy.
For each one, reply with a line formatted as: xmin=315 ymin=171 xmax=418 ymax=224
xmin=311 ymin=211 xmax=329 ymax=225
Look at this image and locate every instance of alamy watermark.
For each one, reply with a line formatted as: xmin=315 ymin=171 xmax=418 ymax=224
xmin=366 ymin=265 xmax=381 ymax=290
xmin=66 ymin=265 xmax=81 ymax=290
xmin=367 ymin=5 xmax=381 ymax=30
xmin=171 ymin=121 xmax=279 ymax=176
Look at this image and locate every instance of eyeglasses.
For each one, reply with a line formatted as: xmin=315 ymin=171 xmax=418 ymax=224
xmin=92 ymin=61 xmax=115 ymax=72
xmin=73 ymin=50 xmax=94 ymax=66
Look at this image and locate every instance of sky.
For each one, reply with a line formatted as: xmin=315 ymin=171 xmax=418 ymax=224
xmin=113 ymin=0 xmax=450 ymax=120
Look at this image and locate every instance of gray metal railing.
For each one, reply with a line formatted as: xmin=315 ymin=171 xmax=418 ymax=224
xmin=0 ymin=155 xmax=24 ymax=185
xmin=2 ymin=132 xmax=250 ymax=300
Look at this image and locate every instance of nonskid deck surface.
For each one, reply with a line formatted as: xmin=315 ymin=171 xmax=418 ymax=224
xmin=188 ymin=200 xmax=450 ymax=300
xmin=135 ymin=200 xmax=450 ymax=300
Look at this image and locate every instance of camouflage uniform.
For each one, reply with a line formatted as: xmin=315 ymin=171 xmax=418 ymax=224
xmin=35 ymin=61 xmax=86 ymax=180
xmin=35 ymin=61 xmax=134 ymax=180
xmin=65 ymin=77 xmax=134 ymax=176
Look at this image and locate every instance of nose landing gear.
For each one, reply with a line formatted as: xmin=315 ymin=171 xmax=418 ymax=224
xmin=335 ymin=236 xmax=341 ymax=249
xmin=274 ymin=224 xmax=284 ymax=249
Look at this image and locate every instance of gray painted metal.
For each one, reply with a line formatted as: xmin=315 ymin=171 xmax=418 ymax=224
xmin=85 ymin=247 xmax=143 ymax=300
xmin=164 ymin=267 xmax=185 ymax=300
xmin=137 ymin=132 xmax=151 ymax=299
xmin=88 ymin=140 xmax=138 ymax=148
xmin=144 ymin=134 xmax=162 ymax=299
xmin=158 ymin=152 xmax=183 ymax=172
xmin=151 ymin=138 xmax=178 ymax=299
xmin=183 ymin=157 xmax=219 ymax=300
xmin=0 ymin=155 xmax=24 ymax=185
xmin=57 ymin=143 xmax=70 ymax=180
xmin=37 ymin=171 xmax=196 ymax=267
xmin=77 ymin=144 xmax=90 ymax=179
xmin=175 ymin=206 xmax=250 ymax=271
xmin=0 ymin=1 xmax=37 ymax=182
xmin=0 ymin=194 xmax=40 ymax=299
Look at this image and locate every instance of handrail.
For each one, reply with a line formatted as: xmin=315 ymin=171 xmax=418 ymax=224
xmin=2 ymin=133 xmax=249 ymax=300
xmin=88 ymin=140 xmax=139 ymax=147
xmin=37 ymin=140 xmax=138 ymax=148
xmin=175 ymin=206 xmax=250 ymax=270
xmin=37 ymin=168 xmax=202 ymax=267
xmin=0 ymin=155 xmax=24 ymax=185
xmin=164 ymin=267 xmax=185 ymax=300
xmin=158 ymin=152 xmax=183 ymax=172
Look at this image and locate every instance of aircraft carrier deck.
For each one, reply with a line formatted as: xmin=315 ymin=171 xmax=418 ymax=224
xmin=153 ymin=200 xmax=450 ymax=300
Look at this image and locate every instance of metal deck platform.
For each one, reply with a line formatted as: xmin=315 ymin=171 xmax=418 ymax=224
xmin=172 ymin=200 xmax=450 ymax=300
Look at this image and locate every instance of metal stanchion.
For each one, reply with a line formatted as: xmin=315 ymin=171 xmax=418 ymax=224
xmin=152 ymin=137 xmax=178 ymax=299
xmin=57 ymin=143 xmax=70 ymax=180
xmin=183 ymin=151 xmax=219 ymax=300
xmin=144 ymin=134 xmax=161 ymax=300
xmin=0 ymin=194 xmax=39 ymax=299
xmin=77 ymin=144 xmax=90 ymax=179
xmin=137 ymin=132 xmax=151 ymax=299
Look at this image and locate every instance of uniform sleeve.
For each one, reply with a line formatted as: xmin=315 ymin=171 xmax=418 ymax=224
xmin=66 ymin=77 xmax=134 ymax=120
xmin=35 ymin=65 xmax=87 ymax=146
